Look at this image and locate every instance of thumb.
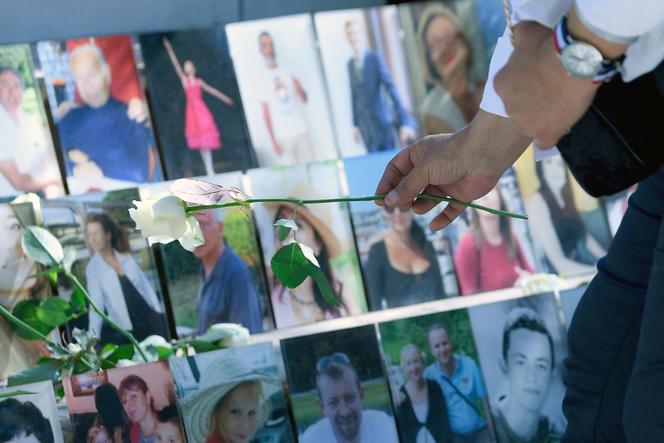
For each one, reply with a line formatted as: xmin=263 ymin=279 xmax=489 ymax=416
xmin=385 ymin=162 xmax=429 ymax=208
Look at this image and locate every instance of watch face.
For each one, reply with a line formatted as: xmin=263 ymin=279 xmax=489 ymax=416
xmin=560 ymin=42 xmax=604 ymax=78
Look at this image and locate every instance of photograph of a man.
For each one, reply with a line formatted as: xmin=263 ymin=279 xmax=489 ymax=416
xmin=424 ymin=323 xmax=493 ymax=443
xmin=344 ymin=19 xmax=416 ymax=152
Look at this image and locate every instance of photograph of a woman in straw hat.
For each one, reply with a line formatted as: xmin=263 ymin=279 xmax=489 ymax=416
xmin=248 ymin=162 xmax=367 ymax=328
xmin=170 ymin=343 xmax=293 ymax=443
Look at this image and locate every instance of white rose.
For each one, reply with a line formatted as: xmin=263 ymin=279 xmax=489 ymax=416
xmin=129 ymin=193 xmax=204 ymax=252
xmin=209 ymin=323 xmax=251 ymax=348
xmin=12 ymin=193 xmax=44 ymax=226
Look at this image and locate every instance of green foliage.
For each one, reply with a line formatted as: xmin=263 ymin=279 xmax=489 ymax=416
xmin=223 ymin=208 xmax=261 ymax=266
xmin=101 ymin=189 xmax=141 ymax=226
xmin=11 ymin=300 xmax=53 ymax=340
xmin=274 ymin=218 xmax=298 ymax=241
xmin=379 ymin=309 xmax=480 ymax=367
xmin=0 ymin=45 xmax=36 ymax=90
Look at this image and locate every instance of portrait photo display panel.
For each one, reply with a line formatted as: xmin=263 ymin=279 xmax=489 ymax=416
xmin=35 ymin=35 xmax=164 ymax=194
xmin=281 ymin=324 xmax=399 ymax=443
xmin=227 ymin=14 xmax=338 ymax=167
xmin=468 ymin=293 xmax=568 ymax=441
xmin=139 ymin=173 xmax=274 ymax=337
xmin=0 ymin=380 xmax=64 ymax=443
xmin=247 ymin=161 xmax=367 ymax=329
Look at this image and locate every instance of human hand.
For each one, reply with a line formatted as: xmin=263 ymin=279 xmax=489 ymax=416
xmin=56 ymin=101 xmax=75 ymax=121
xmin=513 ymin=266 xmax=532 ymax=287
xmin=494 ymin=21 xmax=600 ymax=148
xmin=376 ymin=110 xmax=531 ymax=231
xmin=72 ymin=159 xmax=104 ymax=183
xmin=127 ymin=97 xmax=148 ymax=123
xmin=223 ymin=96 xmax=235 ymax=107
xmin=273 ymin=140 xmax=283 ymax=156
xmin=399 ymin=126 xmax=417 ymax=145
xmin=68 ymin=149 xmax=89 ymax=164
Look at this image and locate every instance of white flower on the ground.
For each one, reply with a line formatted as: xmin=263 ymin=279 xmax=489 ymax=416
xmin=129 ymin=193 xmax=204 ymax=252
xmin=12 ymin=193 xmax=43 ymax=226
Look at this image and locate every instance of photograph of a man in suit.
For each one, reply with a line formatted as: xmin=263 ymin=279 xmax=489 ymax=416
xmin=345 ymin=19 xmax=416 ymax=152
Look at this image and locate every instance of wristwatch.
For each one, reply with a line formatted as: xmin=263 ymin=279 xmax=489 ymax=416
xmin=554 ymin=15 xmax=625 ymax=83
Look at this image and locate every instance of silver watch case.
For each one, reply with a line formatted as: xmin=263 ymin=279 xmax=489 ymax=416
xmin=560 ymin=41 xmax=605 ymax=78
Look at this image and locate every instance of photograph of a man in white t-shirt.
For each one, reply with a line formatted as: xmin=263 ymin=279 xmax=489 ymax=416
xmin=257 ymin=31 xmax=314 ymax=165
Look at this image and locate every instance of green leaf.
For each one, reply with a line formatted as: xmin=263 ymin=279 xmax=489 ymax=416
xmin=189 ymin=339 xmax=218 ymax=353
xmin=69 ymin=287 xmax=87 ymax=314
xmin=195 ymin=328 xmax=234 ymax=344
xmin=274 ymin=218 xmax=298 ymax=242
xmin=36 ymin=297 xmax=71 ymax=327
xmin=0 ymin=389 xmax=36 ymax=399
xmin=103 ymin=344 xmax=135 ymax=364
xmin=11 ymin=300 xmax=53 ymax=340
xmin=7 ymin=358 xmax=61 ymax=387
xmin=308 ymin=266 xmax=340 ymax=307
xmin=271 ymin=242 xmax=309 ymax=288
xmin=47 ymin=270 xmax=58 ymax=287
xmin=21 ymin=226 xmax=64 ymax=267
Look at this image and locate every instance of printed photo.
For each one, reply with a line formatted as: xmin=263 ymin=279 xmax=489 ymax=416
xmin=0 ymin=44 xmax=64 ymax=201
xmin=379 ymin=309 xmax=494 ymax=443
xmin=227 ymin=15 xmax=338 ymax=166
xmin=314 ymin=6 xmax=419 ymax=157
xmin=170 ymin=342 xmax=293 ymax=443
xmin=35 ymin=35 xmax=163 ymax=193
xmin=444 ymin=169 xmax=541 ymax=295
xmin=0 ymin=202 xmax=53 ymax=380
xmin=139 ymin=173 xmax=273 ymax=337
xmin=559 ymin=286 xmax=586 ymax=330
xmin=469 ymin=293 xmax=568 ymax=442
xmin=344 ymin=151 xmax=458 ymax=310
xmin=140 ymin=29 xmax=257 ymax=179
xmin=247 ymin=162 xmax=367 ymax=328
xmin=64 ymin=361 xmax=184 ymax=443
xmin=398 ymin=0 xmax=504 ymax=135
xmin=0 ymin=380 xmax=64 ymax=443
xmin=604 ymin=185 xmax=636 ymax=236
xmin=281 ymin=325 xmax=399 ymax=443
xmin=42 ymin=188 xmax=171 ymax=348
xmin=514 ymin=149 xmax=612 ymax=276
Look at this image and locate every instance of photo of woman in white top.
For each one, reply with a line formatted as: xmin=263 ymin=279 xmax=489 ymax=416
xmin=84 ymin=212 xmax=169 ymax=344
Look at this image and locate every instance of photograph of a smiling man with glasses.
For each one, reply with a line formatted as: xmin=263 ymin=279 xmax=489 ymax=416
xmin=281 ymin=325 xmax=399 ymax=443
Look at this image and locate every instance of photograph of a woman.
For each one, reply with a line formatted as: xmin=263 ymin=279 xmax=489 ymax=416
xmin=84 ymin=212 xmax=168 ymax=343
xmin=453 ymin=186 xmax=534 ymax=295
xmin=399 ymin=2 xmax=497 ymax=136
xmin=520 ymin=155 xmax=607 ymax=276
xmin=170 ymin=343 xmax=291 ymax=443
xmin=42 ymin=189 xmax=170 ymax=348
xmin=345 ymin=152 xmax=457 ymax=310
xmin=162 ymin=37 xmax=234 ymax=177
xmin=248 ymin=162 xmax=367 ymax=328
xmin=0 ymin=203 xmax=50 ymax=380
xmin=395 ymin=343 xmax=453 ymax=443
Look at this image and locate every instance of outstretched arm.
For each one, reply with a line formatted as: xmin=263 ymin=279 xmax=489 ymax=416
xmin=0 ymin=159 xmax=56 ymax=192
xmin=162 ymin=36 xmax=185 ymax=81
xmin=199 ymin=79 xmax=234 ymax=106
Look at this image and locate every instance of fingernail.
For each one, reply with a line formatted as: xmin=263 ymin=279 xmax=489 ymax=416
xmin=386 ymin=190 xmax=398 ymax=206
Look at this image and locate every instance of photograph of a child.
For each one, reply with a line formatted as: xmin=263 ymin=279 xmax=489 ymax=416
xmin=445 ymin=169 xmax=540 ymax=295
xmin=398 ymin=1 xmax=503 ymax=136
xmin=314 ymin=6 xmax=418 ymax=157
xmin=379 ymin=310 xmax=493 ymax=443
xmin=42 ymin=188 xmax=170 ymax=348
xmin=514 ymin=149 xmax=611 ymax=276
xmin=0 ymin=380 xmax=64 ymax=443
xmin=140 ymin=29 xmax=257 ymax=179
xmin=344 ymin=151 xmax=458 ymax=310
xmin=0 ymin=45 xmax=64 ymax=201
xmin=468 ymin=293 xmax=567 ymax=442
xmin=248 ymin=162 xmax=367 ymax=328
xmin=170 ymin=342 xmax=293 ymax=443
xmin=281 ymin=325 xmax=399 ymax=443
xmin=0 ymin=202 xmax=52 ymax=380
xmin=35 ymin=35 xmax=163 ymax=193
xmin=64 ymin=361 xmax=184 ymax=443
xmin=139 ymin=173 xmax=273 ymax=337
xmin=226 ymin=15 xmax=338 ymax=166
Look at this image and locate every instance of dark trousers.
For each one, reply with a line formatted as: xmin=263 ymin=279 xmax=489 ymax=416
xmin=563 ymin=169 xmax=664 ymax=442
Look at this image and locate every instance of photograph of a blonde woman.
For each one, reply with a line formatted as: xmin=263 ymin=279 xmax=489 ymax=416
xmin=0 ymin=202 xmax=50 ymax=379
xmin=248 ymin=162 xmax=367 ymax=328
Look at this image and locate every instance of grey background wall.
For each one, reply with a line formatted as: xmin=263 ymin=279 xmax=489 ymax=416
xmin=0 ymin=0 xmax=386 ymax=45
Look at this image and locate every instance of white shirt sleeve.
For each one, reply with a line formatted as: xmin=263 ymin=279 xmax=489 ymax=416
xmin=576 ymin=0 xmax=664 ymax=42
xmin=479 ymin=29 xmax=513 ymax=118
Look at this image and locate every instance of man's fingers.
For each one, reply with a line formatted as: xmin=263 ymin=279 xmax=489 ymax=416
xmin=412 ymin=185 xmax=442 ymax=215
xmin=429 ymin=202 xmax=466 ymax=231
xmin=375 ymin=141 xmax=425 ymax=206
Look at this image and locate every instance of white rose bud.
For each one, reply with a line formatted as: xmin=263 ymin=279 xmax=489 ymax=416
xmin=129 ymin=193 xmax=204 ymax=252
xmin=12 ymin=193 xmax=44 ymax=226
